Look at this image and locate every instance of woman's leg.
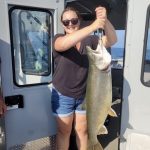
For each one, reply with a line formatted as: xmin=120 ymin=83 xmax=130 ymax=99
xmin=56 ymin=115 xmax=74 ymax=150
xmin=74 ymin=113 xmax=87 ymax=150
xmin=51 ymin=86 xmax=75 ymax=150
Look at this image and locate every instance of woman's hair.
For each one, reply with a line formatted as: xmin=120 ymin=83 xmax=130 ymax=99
xmin=61 ymin=7 xmax=81 ymax=21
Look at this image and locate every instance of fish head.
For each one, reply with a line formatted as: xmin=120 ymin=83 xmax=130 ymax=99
xmin=86 ymin=43 xmax=111 ymax=70
xmin=86 ymin=45 xmax=101 ymax=65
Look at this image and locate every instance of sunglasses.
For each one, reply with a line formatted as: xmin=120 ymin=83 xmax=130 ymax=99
xmin=62 ymin=18 xmax=79 ymax=26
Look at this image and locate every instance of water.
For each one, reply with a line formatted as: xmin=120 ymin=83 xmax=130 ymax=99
xmin=111 ymin=48 xmax=124 ymax=60
xmin=111 ymin=30 xmax=125 ymax=60
xmin=111 ymin=30 xmax=150 ymax=61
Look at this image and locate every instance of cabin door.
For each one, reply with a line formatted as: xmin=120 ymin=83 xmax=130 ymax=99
xmin=120 ymin=0 xmax=150 ymax=149
xmin=0 ymin=0 xmax=64 ymax=149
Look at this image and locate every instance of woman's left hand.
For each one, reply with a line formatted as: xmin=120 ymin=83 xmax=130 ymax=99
xmin=95 ymin=6 xmax=107 ymax=29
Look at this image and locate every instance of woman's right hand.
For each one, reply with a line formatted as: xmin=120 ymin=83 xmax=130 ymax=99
xmin=91 ymin=18 xmax=105 ymax=31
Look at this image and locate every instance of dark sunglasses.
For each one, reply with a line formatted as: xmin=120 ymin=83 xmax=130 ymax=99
xmin=62 ymin=18 xmax=79 ymax=26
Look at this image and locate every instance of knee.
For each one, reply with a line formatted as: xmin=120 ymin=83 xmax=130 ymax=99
xmin=75 ymin=125 xmax=87 ymax=136
xmin=57 ymin=125 xmax=72 ymax=136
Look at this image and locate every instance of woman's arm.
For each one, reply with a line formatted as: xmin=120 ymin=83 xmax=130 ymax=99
xmin=95 ymin=6 xmax=117 ymax=47
xmin=54 ymin=19 xmax=105 ymax=52
xmin=101 ymin=19 xmax=117 ymax=48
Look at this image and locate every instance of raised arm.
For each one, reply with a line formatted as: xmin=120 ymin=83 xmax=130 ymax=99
xmin=102 ymin=19 xmax=117 ymax=48
xmin=95 ymin=6 xmax=117 ymax=47
xmin=54 ymin=19 xmax=105 ymax=52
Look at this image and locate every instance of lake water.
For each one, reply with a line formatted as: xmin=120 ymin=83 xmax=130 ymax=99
xmin=111 ymin=30 xmax=150 ymax=61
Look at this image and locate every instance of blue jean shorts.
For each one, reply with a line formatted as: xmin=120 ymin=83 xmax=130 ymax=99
xmin=51 ymin=86 xmax=86 ymax=117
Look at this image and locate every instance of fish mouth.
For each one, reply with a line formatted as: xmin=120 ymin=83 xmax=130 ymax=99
xmin=86 ymin=46 xmax=101 ymax=55
xmin=86 ymin=46 xmax=102 ymax=66
xmin=86 ymin=46 xmax=102 ymax=59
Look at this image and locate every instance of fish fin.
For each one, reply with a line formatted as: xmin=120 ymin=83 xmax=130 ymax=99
xmin=108 ymin=108 xmax=117 ymax=117
xmin=111 ymin=99 xmax=121 ymax=106
xmin=88 ymin=142 xmax=103 ymax=150
xmin=98 ymin=125 xmax=108 ymax=135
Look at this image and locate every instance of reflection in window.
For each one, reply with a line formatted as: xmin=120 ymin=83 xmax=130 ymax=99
xmin=20 ymin=10 xmax=51 ymax=75
xmin=11 ymin=8 xmax=51 ymax=76
xmin=9 ymin=7 xmax=53 ymax=85
xmin=143 ymin=10 xmax=150 ymax=85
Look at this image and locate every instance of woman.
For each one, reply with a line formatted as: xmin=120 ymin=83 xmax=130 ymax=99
xmin=51 ymin=6 xmax=117 ymax=150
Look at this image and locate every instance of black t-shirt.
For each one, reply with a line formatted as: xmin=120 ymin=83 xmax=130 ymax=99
xmin=52 ymin=34 xmax=99 ymax=99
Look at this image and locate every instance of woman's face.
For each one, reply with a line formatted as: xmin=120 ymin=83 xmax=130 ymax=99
xmin=62 ymin=10 xmax=80 ymax=34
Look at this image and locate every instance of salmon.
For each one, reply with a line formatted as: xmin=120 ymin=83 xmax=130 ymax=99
xmin=83 ymin=41 xmax=117 ymax=150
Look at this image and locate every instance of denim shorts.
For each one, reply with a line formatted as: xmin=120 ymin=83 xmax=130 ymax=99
xmin=51 ymin=86 xmax=86 ymax=117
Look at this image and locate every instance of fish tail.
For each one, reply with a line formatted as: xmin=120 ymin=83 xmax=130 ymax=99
xmin=88 ymin=142 xmax=103 ymax=150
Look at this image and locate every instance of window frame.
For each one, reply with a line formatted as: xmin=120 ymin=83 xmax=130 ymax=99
xmin=141 ymin=4 xmax=150 ymax=87
xmin=9 ymin=5 xmax=54 ymax=87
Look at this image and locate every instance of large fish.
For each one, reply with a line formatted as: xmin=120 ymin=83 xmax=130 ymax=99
xmin=83 ymin=41 xmax=117 ymax=150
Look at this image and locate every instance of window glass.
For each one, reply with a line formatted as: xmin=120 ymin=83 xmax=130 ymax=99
xmin=143 ymin=15 xmax=150 ymax=85
xmin=143 ymin=31 xmax=150 ymax=86
xmin=111 ymin=30 xmax=125 ymax=69
xmin=9 ymin=7 xmax=53 ymax=85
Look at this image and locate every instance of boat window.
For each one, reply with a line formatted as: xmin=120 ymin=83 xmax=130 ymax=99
xmin=142 ymin=7 xmax=150 ymax=86
xmin=111 ymin=30 xmax=125 ymax=69
xmin=9 ymin=6 xmax=53 ymax=86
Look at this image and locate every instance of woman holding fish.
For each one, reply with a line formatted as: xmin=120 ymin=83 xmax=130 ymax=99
xmin=51 ymin=5 xmax=117 ymax=150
